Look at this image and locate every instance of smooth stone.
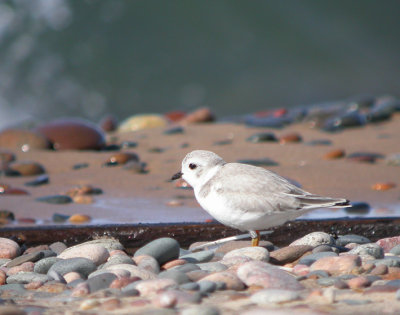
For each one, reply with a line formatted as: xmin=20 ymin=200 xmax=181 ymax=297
xmin=310 ymin=254 xmax=362 ymax=275
xmin=8 ymin=161 xmax=46 ymax=176
xmin=307 ymin=270 xmax=330 ymax=279
xmin=305 ymin=139 xmax=332 ymax=146
xmin=88 ymin=268 xmax=130 ymax=279
xmin=312 ymin=245 xmax=334 ymax=254
xmin=373 ymin=257 xmax=400 ymax=267
xmin=199 ymin=271 xmax=244 ymax=290
xmin=237 ymin=261 xmax=304 ymax=290
xmin=181 ymin=306 xmax=220 ymax=315
xmin=246 ymin=132 xmax=278 ymax=143
xmin=186 ymin=270 xmax=211 ymax=282
xmin=180 ymin=282 xmax=200 ymax=291
xmin=109 ymin=276 xmax=141 ymax=289
xmin=346 ymin=152 xmax=384 ymax=163
xmin=371 ymin=182 xmax=396 ymax=191
xmin=99 ymin=114 xmax=118 ymax=132
xmin=251 ymin=289 xmax=301 ymax=304
xmin=34 ymin=257 xmax=62 ymax=274
xmin=270 ymin=245 xmax=313 ymax=265
xmin=0 ymin=238 xmax=20 ymax=259
xmin=0 ymin=128 xmax=50 ymax=151
xmin=279 ymin=132 xmax=302 ymax=144
xmin=36 ymin=195 xmax=73 ymax=204
xmin=49 ymin=242 xmax=67 ymax=255
xmin=86 ymin=273 xmax=117 ymax=293
xmin=198 ymin=280 xmax=216 ymax=295
xmin=77 ymin=239 xmax=124 ymax=253
xmin=133 ymin=255 xmax=160 ymax=274
xmin=196 ymin=262 xmax=227 ymax=272
xmin=72 ymin=163 xmax=89 ymax=170
xmin=369 ymin=264 xmax=388 ymax=276
xmin=6 ymin=251 xmax=44 ymax=268
xmin=69 ymin=214 xmax=91 ymax=223
xmin=6 ymin=272 xmax=49 ymax=284
xmin=24 ymin=174 xmax=49 ymax=186
xmin=223 ymin=246 xmax=269 ymax=262
xmin=164 ymin=126 xmax=184 ymax=135
xmin=172 ymin=263 xmax=201 ymax=273
xmin=220 ymin=255 xmax=254 ymax=269
xmin=158 ymin=269 xmax=191 ymax=284
xmin=336 ymin=234 xmax=372 ymax=246
xmin=104 ymin=152 xmax=139 ymax=166
xmin=298 ymin=252 xmax=338 ymax=266
xmin=180 ymin=250 xmax=214 ymax=263
xmin=35 ymin=118 xmax=106 ymax=150
xmin=101 ymin=255 xmax=134 ymax=269
xmin=118 ymin=114 xmax=168 ymax=132
xmin=348 ymin=243 xmax=384 ymax=259
xmin=134 ymin=237 xmax=180 ymax=265
xmin=58 ymin=244 xmax=109 ymax=266
xmin=390 ymin=245 xmax=400 ymax=255
xmin=367 ymin=101 xmax=398 ymax=122
xmin=236 ymin=158 xmax=279 ymax=167
xmin=52 ymin=213 xmax=70 ymax=223
xmin=47 ymin=269 xmax=66 ymax=283
xmin=244 ymin=115 xmax=287 ymax=128
xmin=317 ymin=277 xmax=338 ymax=287
xmin=105 ymin=264 xmax=157 ymax=280
xmin=344 ymin=201 xmax=371 ymax=215
xmin=347 ymin=276 xmax=372 ymax=289
xmin=377 ymin=236 xmax=400 ymax=253
xmin=134 ymin=279 xmax=178 ymax=296
xmin=6 ymin=262 xmax=34 ymax=276
xmin=162 ymin=258 xmax=187 ymax=270
xmin=0 ymin=283 xmax=26 ymax=293
xmin=323 ymin=149 xmax=345 ymax=160
xmin=290 ymin=232 xmax=335 ymax=247
xmin=322 ymin=111 xmax=367 ymax=132
xmin=213 ymin=139 xmax=232 ymax=146
xmin=48 ymin=257 xmax=97 ymax=277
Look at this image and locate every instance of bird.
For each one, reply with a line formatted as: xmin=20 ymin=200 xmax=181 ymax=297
xmin=171 ymin=150 xmax=350 ymax=246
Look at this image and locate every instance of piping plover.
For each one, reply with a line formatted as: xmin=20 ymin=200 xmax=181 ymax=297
xmin=172 ymin=150 xmax=350 ymax=246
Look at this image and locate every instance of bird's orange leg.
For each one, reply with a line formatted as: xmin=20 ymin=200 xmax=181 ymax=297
xmin=251 ymin=230 xmax=260 ymax=246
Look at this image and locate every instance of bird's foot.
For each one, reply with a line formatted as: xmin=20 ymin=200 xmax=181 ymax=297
xmin=250 ymin=230 xmax=260 ymax=247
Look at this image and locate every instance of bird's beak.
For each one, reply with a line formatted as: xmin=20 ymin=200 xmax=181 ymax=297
xmin=171 ymin=171 xmax=183 ymax=180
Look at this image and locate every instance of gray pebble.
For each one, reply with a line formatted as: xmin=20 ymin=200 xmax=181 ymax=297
xmin=101 ymin=255 xmax=134 ymax=269
xmin=336 ymin=234 xmax=371 ymax=246
xmin=36 ymin=195 xmax=73 ymax=204
xmin=76 ymin=239 xmax=124 ymax=252
xmin=312 ymin=245 xmax=334 ymax=254
xmin=172 ymin=263 xmax=201 ymax=273
xmin=134 ymin=237 xmax=180 ymax=265
xmin=390 ymin=244 xmax=400 ymax=255
xmin=348 ymin=243 xmax=384 ymax=259
xmin=49 ymin=242 xmax=67 ymax=255
xmin=308 ymin=270 xmax=330 ymax=278
xmin=7 ymin=272 xmax=49 ymax=284
xmin=180 ymin=250 xmax=214 ymax=263
xmin=198 ymin=280 xmax=216 ymax=295
xmin=341 ymin=299 xmax=371 ymax=305
xmin=86 ymin=272 xmax=117 ymax=293
xmin=298 ymin=251 xmax=338 ymax=266
xmin=180 ymin=282 xmax=200 ymax=291
xmin=158 ymin=269 xmax=191 ymax=284
xmin=6 ymin=251 xmax=44 ymax=268
xmin=48 ymin=257 xmax=97 ymax=277
xmin=373 ymin=257 xmax=400 ymax=267
xmin=34 ymin=257 xmax=61 ymax=274
xmin=196 ymin=262 xmax=227 ymax=272
xmin=317 ymin=277 xmax=337 ymax=287
xmin=251 ymin=288 xmax=301 ymax=304
xmin=47 ymin=270 xmax=66 ymax=283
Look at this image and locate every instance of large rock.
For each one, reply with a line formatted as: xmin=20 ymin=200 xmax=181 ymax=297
xmin=134 ymin=238 xmax=180 ymax=265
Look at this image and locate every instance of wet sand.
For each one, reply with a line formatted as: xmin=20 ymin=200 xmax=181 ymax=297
xmin=1 ymin=113 xmax=399 ymax=226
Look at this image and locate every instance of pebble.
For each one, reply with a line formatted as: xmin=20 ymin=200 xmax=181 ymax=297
xmin=104 ymin=152 xmax=139 ymax=166
xmin=348 ymin=243 xmax=384 ymax=259
xmin=222 ymin=246 xmax=269 ymax=262
xmin=99 ymin=114 xmax=118 ymax=132
xmin=290 ymin=232 xmax=335 ymax=247
xmin=181 ymin=306 xmax=220 ymax=315
xmin=373 ymin=257 xmax=400 ymax=267
xmin=69 ymin=214 xmax=91 ymax=223
xmin=86 ymin=273 xmax=117 ymax=293
xmin=347 ymin=152 xmax=384 ymax=163
xmin=64 ymin=272 xmax=82 ymax=283
xmin=323 ymin=149 xmax=345 ymax=160
xmin=0 ymin=238 xmax=20 ymax=259
xmin=134 ymin=237 xmax=180 ymax=265
xmin=49 ymin=242 xmax=68 ymax=255
xmin=102 ymin=255 xmax=134 ymax=269
xmin=133 ymin=255 xmax=160 ymax=274
xmin=48 ymin=257 xmax=97 ymax=277
xmin=35 ymin=118 xmax=106 ymax=150
xmin=305 ymin=139 xmax=332 ymax=146
xmin=7 ymin=262 xmax=34 ymax=276
xmin=310 ymin=254 xmax=362 ymax=275
xmin=58 ymin=244 xmax=109 ymax=265
xmin=118 ymin=114 xmax=168 ymax=132
xmin=371 ymin=182 xmax=396 ymax=191
xmin=377 ymin=236 xmax=400 ymax=253
xmin=179 ymin=107 xmax=214 ymax=124
xmin=199 ymin=271 xmax=244 ymax=290
xmin=336 ymin=234 xmax=372 ymax=246
xmin=196 ymin=262 xmax=227 ymax=273
xmin=6 ymin=251 xmax=44 ymax=268
xmin=312 ymin=245 xmax=334 ymax=254
xmin=24 ymin=174 xmax=49 ymax=186
xmin=251 ymin=288 xmax=301 ymax=304
xmin=237 ymin=261 xmax=304 ymax=290
xmin=72 ymin=162 xmax=89 ymax=170
xmin=270 ymin=245 xmax=313 ymax=265
xmin=0 ymin=128 xmax=51 ymax=151
xmin=347 ymin=276 xmax=372 ymax=289
xmin=198 ymin=280 xmax=216 ymax=294
xmin=109 ymin=276 xmax=140 ymax=289
xmin=172 ymin=263 xmax=201 ymax=273
xmin=6 ymin=272 xmax=49 ymax=284
xmin=298 ymin=252 xmax=338 ymax=266
xmin=164 ymin=126 xmax=184 ymax=135
xmin=8 ymin=161 xmax=46 ymax=176
xmin=79 ymin=238 xmax=124 ymax=252
xmin=180 ymin=250 xmax=215 ymax=263
xmin=279 ymin=132 xmax=302 ymax=144
xmin=245 ymin=115 xmax=287 ymax=128
xmin=105 ymin=264 xmax=157 ymax=280
xmin=246 ymin=132 xmax=278 ymax=143
xmin=52 ymin=213 xmax=70 ymax=223
xmin=158 ymin=269 xmax=191 ymax=284
xmin=36 ymin=195 xmax=73 ymax=204
xmin=135 ymin=278 xmax=178 ymax=296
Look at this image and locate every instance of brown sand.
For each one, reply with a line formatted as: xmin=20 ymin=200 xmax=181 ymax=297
xmin=1 ymin=114 xmax=399 ymax=225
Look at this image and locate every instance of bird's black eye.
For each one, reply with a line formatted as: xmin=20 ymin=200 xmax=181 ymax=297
xmin=189 ymin=163 xmax=197 ymax=170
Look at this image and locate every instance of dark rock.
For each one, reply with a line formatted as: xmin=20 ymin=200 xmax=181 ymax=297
xmin=8 ymin=161 xmax=46 ymax=176
xmin=346 ymin=152 xmax=385 ymax=163
xmin=164 ymin=126 xmax=184 ymax=135
xmin=236 ymin=158 xmax=278 ymax=167
xmin=336 ymin=234 xmax=371 ymax=246
xmin=322 ymin=111 xmax=367 ymax=132
xmin=134 ymin=238 xmax=180 ymax=265
xmin=246 ymin=132 xmax=278 ymax=143
xmin=48 ymin=257 xmax=97 ymax=277
xmin=0 ymin=210 xmax=15 ymax=221
xmin=0 ymin=128 xmax=51 ymax=151
xmin=6 ymin=251 xmax=44 ymax=268
xmin=24 ymin=174 xmax=49 ymax=186
xmin=52 ymin=213 xmax=71 ymax=222
xmin=344 ymin=202 xmax=370 ymax=215
xmin=305 ymin=139 xmax=332 ymax=146
xmin=72 ymin=163 xmax=89 ymax=170
xmin=47 ymin=269 xmax=66 ymax=283
xmin=36 ymin=195 xmax=73 ymax=204
xmin=198 ymin=280 xmax=216 ymax=295
xmin=86 ymin=273 xmax=117 ymax=292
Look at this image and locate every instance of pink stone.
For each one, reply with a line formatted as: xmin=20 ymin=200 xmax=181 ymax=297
xmin=58 ymin=244 xmax=109 ymax=266
xmin=347 ymin=276 xmax=371 ymax=289
xmin=0 ymin=238 xmax=20 ymax=259
xmin=310 ymin=254 xmax=361 ymax=275
xmin=376 ymin=236 xmax=400 ymax=253
xmin=109 ymin=250 xmax=128 ymax=257
xmin=293 ymin=264 xmax=310 ymax=276
xmin=7 ymin=262 xmax=34 ymax=276
xmin=237 ymin=261 xmax=304 ymax=290
xmin=161 ymin=259 xmax=187 ymax=270
xmin=135 ymin=279 xmax=177 ymax=296
xmin=105 ymin=264 xmax=157 ymax=280
xmin=64 ymin=272 xmax=82 ymax=283
xmin=133 ymin=255 xmax=160 ymax=274
xmin=221 ymin=255 xmax=253 ymax=269
xmin=199 ymin=271 xmax=245 ymax=290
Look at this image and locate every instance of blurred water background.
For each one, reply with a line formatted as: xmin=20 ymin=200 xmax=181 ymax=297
xmin=0 ymin=0 xmax=399 ymax=128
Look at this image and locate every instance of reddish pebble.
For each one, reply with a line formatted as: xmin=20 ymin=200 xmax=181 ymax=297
xmin=347 ymin=276 xmax=371 ymax=289
xmin=69 ymin=214 xmax=91 ymax=224
xmin=109 ymin=250 xmax=128 ymax=257
xmin=105 ymin=152 xmax=139 ymax=166
xmin=16 ymin=218 xmax=36 ymax=224
xmin=323 ymin=149 xmax=345 ymax=160
xmin=64 ymin=272 xmax=82 ymax=283
xmin=166 ymin=200 xmax=183 ymax=207
xmin=164 ymin=110 xmax=186 ymax=122
xmin=162 ymin=259 xmax=187 ymax=270
xmin=2 ymin=188 xmax=29 ymax=195
xmin=0 ymin=270 xmax=5 ymax=285
xmin=71 ymin=282 xmax=90 ymax=297
xmin=7 ymin=262 xmax=34 ymax=276
xmin=279 ymin=132 xmax=302 ymax=144
xmin=292 ymin=264 xmax=310 ymax=276
xmin=376 ymin=236 xmax=400 ymax=252
xmin=371 ymin=182 xmax=396 ymax=191
xmin=179 ymin=107 xmax=214 ymax=124
xmin=369 ymin=264 xmax=388 ymax=276
xmin=73 ymin=195 xmax=94 ymax=204
xmin=99 ymin=114 xmax=118 ymax=132
xmin=110 ymin=276 xmax=140 ymax=289
xmin=24 ymin=281 xmax=43 ymax=290
xmin=8 ymin=161 xmax=45 ymax=176
xmin=310 ymin=255 xmax=362 ymax=275
xmin=0 ymin=237 xmax=20 ymax=259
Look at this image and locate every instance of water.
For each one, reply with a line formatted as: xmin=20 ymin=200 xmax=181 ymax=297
xmin=0 ymin=0 xmax=400 ymax=129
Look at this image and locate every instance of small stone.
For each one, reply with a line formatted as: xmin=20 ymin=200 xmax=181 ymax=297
xmin=199 ymin=271 xmax=244 ymax=290
xmin=118 ymin=114 xmax=168 ymax=132
xmin=377 ymin=236 xmax=400 ymax=253
xmin=99 ymin=114 xmax=118 ymax=132
xmin=290 ymin=232 xmax=335 ymax=247
xmin=336 ymin=234 xmax=372 ymax=246
xmin=348 ymin=243 xmax=384 ymax=259
xmin=179 ymin=107 xmax=214 ymax=124
xmin=58 ymin=244 xmax=109 ymax=265
xmin=164 ymin=126 xmax=184 ymax=135
xmin=158 ymin=269 xmax=191 ymax=284
xmin=135 ymin=278 xmax=178 ymax=296
xmin=347 ymin=276 xmax=371 ymax=289
xmin=69 ymin=214 xmax=91 ymax=223
xmin=104 ymin=152 xmax=139 ymax=166
xmin=102 ymin=255 xmax=134 ymax=269
xmin=180 ymin=250 xmax=215 ymax=263
xmin=237 ymin=261 xmax=304 ymax=290
xmin=279 ymin=132 xmax=302 ymax=144
xmin=298 ymin=252 xmax=338 ymax=266
xmin=172 ymin=263 xmax=201 ymax=273
xmin=6 ymin=251 xmax=44 ymax=268
xmin=347 ymin=152 xmax=384 ymax=163
xmin=369 ymin=264 xmax=388 ymax=276
xmin=323 ymin=149 xmax=345 ymax=160
xmin=49 ymin=242 xmax=67 ymax=255
xmin=0 ymin=238 xmax=20 ymax=259
xmin=270 ymin=245 xmax=313 ymax=265
xmin=305 ymin=139 xmax=332 ymax=146
xmin=198 ymin=280 xmax=216 ymax=294
xmin=161 ymin=259 xmax=187 ymax=270
xmin=64 ymin=272 xmax=82 ymax=283
xmin=105 ymin=264 xmax=156 ymax=280
xmin=24 ymin=174 xmax=49 ymax=186
xmin=86 ymin=273 xmax=117 ymax=293
xmin=109 ymin=276 xmax=140 ymax=289
xmin=8 ymin=161 xmax=46 ymax=176
xmin=246 ymin=132 xmax=278 ymax=143
xmin=251 ymin=288 xmax=300 ymax=304
xmin=133 ymin=255 xmax=160 ymax=274
xmin=222 ymin=246 xmax=269 ymax=262
xmin=134 ymin=238 xmax=180 ymax=265
xmin=310 ymin=254 xmax=362 ymax=275
xmin=47 ymin=269 xmax=66 ymax=283
xmin=0 ymin=210 xmax=15 ymax=221
xmin=48 ymin=257 xmax=97 ymax=277
xmin=6 ymin=272 xmax=49 ymax=284
xmin=220 ymin=255 xmax=254 ymax=269
xmin=0 ymin=270 xmax=5 ymax=285
xmin=7 ymin=262 xmax=35 ymax=276
xmin=371 ymin=182 xmax=396 ymax=191
xmin=36 ymin=195 xmax=72 ymax=204
xmin=72 ymin=163 xmax=89 ymax=170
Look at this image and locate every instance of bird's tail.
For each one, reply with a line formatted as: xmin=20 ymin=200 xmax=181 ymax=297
xmin=296 ymin=194 xmax=351 ymax=210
